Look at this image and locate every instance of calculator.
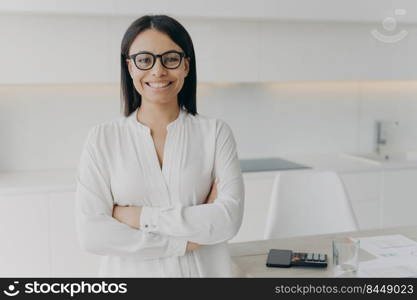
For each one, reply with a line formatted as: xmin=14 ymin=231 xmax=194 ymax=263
xmin=266 ymin=249 xmax=328 ymax=268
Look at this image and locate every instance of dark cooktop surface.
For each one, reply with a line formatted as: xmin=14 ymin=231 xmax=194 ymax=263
xmin=239 ymin=157 xmax=311 ymax=172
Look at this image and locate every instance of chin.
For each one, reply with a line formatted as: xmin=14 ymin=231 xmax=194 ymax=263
xmin=143 ymin=95 xmax=177 ymax=105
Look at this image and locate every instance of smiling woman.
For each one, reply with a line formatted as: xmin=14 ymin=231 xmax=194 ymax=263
xmin=125 ymin=30 xmax=190 ymax=111
xmin=74 ymin=15 xmax=244 ymax=278
xmin=120 ymin=15 xmax=197 ymax=117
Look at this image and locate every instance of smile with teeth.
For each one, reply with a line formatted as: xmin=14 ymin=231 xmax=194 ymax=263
xmin=146 ymin=81 xmax=173 ymax=89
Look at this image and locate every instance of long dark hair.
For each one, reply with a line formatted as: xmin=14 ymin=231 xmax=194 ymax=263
xmin=120 ymin=15 xmax=197 ymax=117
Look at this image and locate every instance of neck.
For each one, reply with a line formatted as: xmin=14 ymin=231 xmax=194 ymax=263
xmin=136 ymin=101 xmax=180 ymax=129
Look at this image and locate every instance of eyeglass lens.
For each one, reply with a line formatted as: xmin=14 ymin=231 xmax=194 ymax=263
xmin=135 ymin=52 xmax=182 ymax=70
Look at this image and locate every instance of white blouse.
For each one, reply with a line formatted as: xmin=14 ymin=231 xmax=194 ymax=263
xmin=74 ymin=108 xmax=245 ymax=277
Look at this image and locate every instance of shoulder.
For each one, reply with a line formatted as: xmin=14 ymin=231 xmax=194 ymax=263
xmin=84 ymin=116 xmax=130 ymax=145
xmin=185 ymin=112 xmax=233 ymax=136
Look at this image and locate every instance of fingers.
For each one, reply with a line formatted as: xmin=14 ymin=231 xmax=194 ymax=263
xmin=186 ymin=241 xmax=201 ymax=252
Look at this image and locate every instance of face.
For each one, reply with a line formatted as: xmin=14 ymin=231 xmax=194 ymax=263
xmin=126 ymin=29 xmax=190 ymax=107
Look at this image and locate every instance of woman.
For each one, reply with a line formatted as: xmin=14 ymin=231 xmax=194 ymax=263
xmin=75 ymin=15 xmax=244 ymax=277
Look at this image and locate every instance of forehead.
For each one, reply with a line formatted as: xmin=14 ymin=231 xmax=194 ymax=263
xmin=129 ymin=29 xmax=182 ymax=55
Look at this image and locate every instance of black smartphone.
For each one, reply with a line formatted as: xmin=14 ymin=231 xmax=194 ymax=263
xmin=266 ymin=249 xmax=292 ymax=268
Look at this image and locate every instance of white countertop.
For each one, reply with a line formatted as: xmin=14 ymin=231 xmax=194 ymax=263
xmin=282 ymin=153 xmax=382 ymax=173
xmin=2 ymin=152 xmax=417 ymax=195
xmin=228 ymin=225 xmax=417 ymax=277
xmin=0 ymin=169 xmax=76 ymax=195
xmin=243 ymin=152 xmax=417 ymax=180
xmin=284 ymin=152 xmax=417 ymax=172
xmin=242 ymin=153 xmax=382 ymax=180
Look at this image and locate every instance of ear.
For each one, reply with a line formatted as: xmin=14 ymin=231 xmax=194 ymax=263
xmin=126 ymin=59 xmax=134 ymax=78
xmin=184 ymin=57 xmax=190 ymax=77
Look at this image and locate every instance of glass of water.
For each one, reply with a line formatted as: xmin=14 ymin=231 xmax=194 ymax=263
xmin=332 ymin=237 xmax=360 ymax=277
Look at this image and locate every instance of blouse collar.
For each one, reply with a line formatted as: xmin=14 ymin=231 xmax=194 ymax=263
xmin=128 ymin=107 xmax=187 ymax=133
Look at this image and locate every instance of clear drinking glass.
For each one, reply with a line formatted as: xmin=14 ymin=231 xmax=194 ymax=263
xmin=332 ymin=237 xmax=360 ymax=276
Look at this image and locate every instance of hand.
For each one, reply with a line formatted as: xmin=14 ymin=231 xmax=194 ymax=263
xmin=204 ymin=179 xmax=218 ymax=204
xmin=186 ymin=241 xmax=201 ymax=252
xmin=112 ymin=205 xmax=142 ymax=229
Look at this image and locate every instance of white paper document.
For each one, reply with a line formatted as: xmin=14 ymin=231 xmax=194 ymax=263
xmin=355 ymin=234 xmax=417 ymax=258
xmin=355 ymin=234 xmax=417 ymax=277
xmin=358 ymin=256 xmax=417 ymax=277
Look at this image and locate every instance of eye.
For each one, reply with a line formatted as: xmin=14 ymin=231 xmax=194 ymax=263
xmin=138 ymin=57 xmax=151 ymax=63
xmin=166 ymin=57 xmax=179 ymax=62
xmin=162 ymin=53 xmax=181 ymax=67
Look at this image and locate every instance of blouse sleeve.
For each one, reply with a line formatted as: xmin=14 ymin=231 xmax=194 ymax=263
xmin=74 ymin=126 xmax=188 ymax=259
xmin=139 ymin=120 xmax=245 ymax=245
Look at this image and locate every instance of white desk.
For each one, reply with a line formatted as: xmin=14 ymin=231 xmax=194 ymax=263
xmin=228 ymin=226 xmax=417 ymax=277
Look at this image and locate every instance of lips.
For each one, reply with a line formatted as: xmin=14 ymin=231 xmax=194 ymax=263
xmin=145 ymin=81 xmax=173 ymax=89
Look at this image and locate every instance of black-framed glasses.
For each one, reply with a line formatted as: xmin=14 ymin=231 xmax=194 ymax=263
xmin=128 ymin=50 xmax=186 ymax=70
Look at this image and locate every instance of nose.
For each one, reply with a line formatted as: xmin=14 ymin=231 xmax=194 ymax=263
xmin=151 ymin=57 xmax=167 ymax=77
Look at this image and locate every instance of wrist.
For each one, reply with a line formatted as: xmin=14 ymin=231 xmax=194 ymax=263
xmin=140 ymin=206 xmax=160 ymax=233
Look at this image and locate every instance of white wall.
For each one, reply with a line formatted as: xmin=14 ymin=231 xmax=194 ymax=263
xmin=358 ymin=81 xmax=417 ymax=153
xmin=199 ymin=82 xmax=360 ymax=157
xmin=1 ymin=81 xmax=417 ymax=171
xmin=0 ymin=84 xmax=120 ymax=171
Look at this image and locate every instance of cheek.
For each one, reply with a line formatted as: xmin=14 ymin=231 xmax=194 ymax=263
xmin=131 ymin=73 xmax=146 ymax=93
xmin=174 ymin=78 xmax=185 ymax=90
xmin=173 ymin=73 xmax=187 ymax=90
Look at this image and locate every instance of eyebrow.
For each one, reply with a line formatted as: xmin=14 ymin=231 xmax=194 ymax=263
xmin=128 ymin=49 xmax=182 ymax=56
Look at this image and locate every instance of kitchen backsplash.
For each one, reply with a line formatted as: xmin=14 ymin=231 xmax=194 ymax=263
xmin=1 ymin=80 xmax=417 ymax=171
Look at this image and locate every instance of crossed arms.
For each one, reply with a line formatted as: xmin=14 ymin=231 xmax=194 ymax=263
xmin=74 ymin=121 xmax=244 ymax=260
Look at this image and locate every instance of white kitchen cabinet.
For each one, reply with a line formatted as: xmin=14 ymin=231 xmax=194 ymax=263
xmin=0 ymin=14 xmax=113 ymax=85
xmin=229 ymin=173 xmax=276 ymax=243
xmin=3 ymin=11 xmax=417 ymax=85
xmin=339 ymin=171 xmax=381 ymax=230
xmin=257 ymin=21 xmax=417 ymax=82
xmin=0 ymin=193 xmax=50 ymax=277
xmin=2 ymin=164 xmax=417 ymax=277
xmin=341 ymin=168 xmax=417 ymax=229
xmin=0 ymin=189 xmax=101 ymax=277
xmin=48 ymin=191 xmax=100 ymax=277
xmin=1 ymin=15 xmax=262 ymax=84
xmin=382 ymin=169 xmax=417 ymax=228
xmin=188 ymin=19 xmax=260 ymax=82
